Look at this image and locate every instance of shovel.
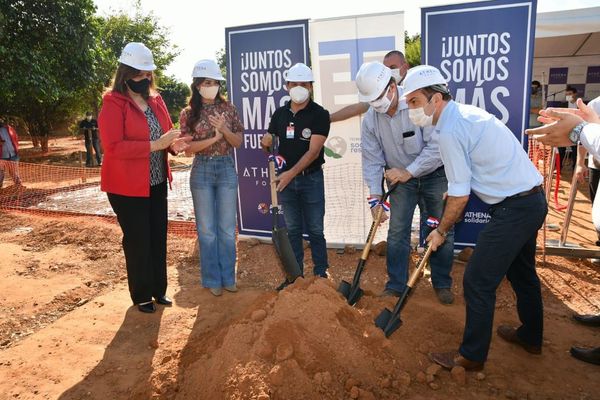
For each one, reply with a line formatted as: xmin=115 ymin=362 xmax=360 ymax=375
xmin=374 ymin=243 xmax=435 ymax=337
xmin=338 ymin=183 xmax=398 ymax=305
xmin=268 ymin=146 xmax=302 ymax=286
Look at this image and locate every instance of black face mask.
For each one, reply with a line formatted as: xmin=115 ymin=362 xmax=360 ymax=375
xmin=126 ymin=78 xmax=151 ymax=94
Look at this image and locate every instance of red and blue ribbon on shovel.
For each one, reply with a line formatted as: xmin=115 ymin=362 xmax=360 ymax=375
xmin=367 ymin=196 xmax=391 ymax=212
xmin=268 ymin=154 xmax=287 ymax=173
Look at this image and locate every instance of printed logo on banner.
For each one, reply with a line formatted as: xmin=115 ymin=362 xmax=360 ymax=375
xmin=226 ymin=20 xmax=309 ymax=237
xmin=422 ymin=0 xmax=537 ymax=248
xmin=587 ymin=66 xmax=600 ymax=84
xmin=548 ymin=67 xmax=568 ymax=84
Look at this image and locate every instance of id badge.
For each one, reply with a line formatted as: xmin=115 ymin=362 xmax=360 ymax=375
xmin=286 ymin=124 xmax=295 ymax=139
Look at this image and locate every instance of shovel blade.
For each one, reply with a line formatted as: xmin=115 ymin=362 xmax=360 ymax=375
xmin=272 ymin=226 xmax=302 ymax=281
xmin=374 ymin=308 xmax=403 ymax=337
xmin=338 ymin=280 xmax=351 ymax=299
xmin=347 ymin=286 xmax=364 ymax=306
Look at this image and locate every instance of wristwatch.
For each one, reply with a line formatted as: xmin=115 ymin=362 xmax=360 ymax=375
xmin=569 ymin=121 xmax=588 ymax=144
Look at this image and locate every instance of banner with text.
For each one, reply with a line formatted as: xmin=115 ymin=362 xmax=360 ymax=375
xmin=422 ymin=0 xmax=537 ymax=247
xmin=310 ymin=13 xmax=405 ymax=246
xmin=226 ymin=20 xmax=309 ymax=237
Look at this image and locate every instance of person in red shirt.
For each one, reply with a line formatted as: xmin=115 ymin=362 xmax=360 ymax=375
xmin=98 ymin=42 xmax=190 ymax=313
xmin=0 ymin=119 xmax=22 ymax=189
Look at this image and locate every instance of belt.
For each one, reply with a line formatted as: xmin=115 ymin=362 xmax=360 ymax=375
xmin=299 ymin=165 xmax=322 ymax=176
xmin=507 ymin=185 xmax=543 ymax=199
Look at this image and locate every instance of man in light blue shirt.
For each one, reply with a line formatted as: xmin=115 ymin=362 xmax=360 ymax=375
xmin=403 ymin=65 xmax=547 ymax=371
xmin=355 ymin=61 xmax=454 ymax=304
xmin=0 ymin=119 xmax=21 ymax=188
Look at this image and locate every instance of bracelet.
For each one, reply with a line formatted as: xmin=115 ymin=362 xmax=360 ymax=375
xmin=436 ymin=228 xmax=448 ymax=237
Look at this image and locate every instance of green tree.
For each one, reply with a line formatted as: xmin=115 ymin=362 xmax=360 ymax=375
xmin=159 ymin=75 xmax=190 ymax=124
xmin=405 ymin=31 xmax=421 ymax=67
xmin=87 ymin=2 xmax=179 ymax=114
xmin=0 ymin=0 xmax=98 ymax=151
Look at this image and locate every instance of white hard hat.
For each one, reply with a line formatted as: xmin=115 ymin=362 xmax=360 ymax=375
xmin=355 ymin=62 xmax=392 ymax=102
xmin=402 ymin=65 xmax=448 ymax=98
xmin=192 ymin=59 xmax=225 ymax=80
xmin=118 ymin=42 xmax=157 ymax=71
xmin=286 ymin=63 xmax=313 ymax=82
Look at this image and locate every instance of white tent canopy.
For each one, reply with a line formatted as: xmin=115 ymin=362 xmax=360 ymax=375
xmin=535 ymin=6 xmax=600 ymax=58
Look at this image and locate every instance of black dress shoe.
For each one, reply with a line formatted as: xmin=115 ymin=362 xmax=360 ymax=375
xmin=570 ymin=346 xmax=600 ymax=365
xmin=573 ymin=314 xmax=600 ymax=327
xmin=155 ymin=295 xmax=172 ymax=306
xmin=138 ymin=302 xmax=156 ymax=313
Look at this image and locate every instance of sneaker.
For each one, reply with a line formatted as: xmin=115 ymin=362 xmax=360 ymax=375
xmin=209 ymin=287 xmax=223 ymax=297
xmin=434 ymin=288 xmax=455 ymax=305
xmin=224 ymin=284 xmax=238 ymax=293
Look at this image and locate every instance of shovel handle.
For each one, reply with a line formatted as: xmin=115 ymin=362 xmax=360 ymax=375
xmin=268 ymin=160 xmax=278 ymax=206
xmin=407 ymin=245 xmax=434 ymax=287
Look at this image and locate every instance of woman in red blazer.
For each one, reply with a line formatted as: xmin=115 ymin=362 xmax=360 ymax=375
xmin=98 ymin=42 xmax=190 ymax=313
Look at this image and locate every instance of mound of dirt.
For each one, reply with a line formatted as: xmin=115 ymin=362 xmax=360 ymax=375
xmin=177 ymin=278 xmax=411 ymax=400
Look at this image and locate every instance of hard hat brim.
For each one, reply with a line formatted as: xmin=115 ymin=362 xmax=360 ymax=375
xmin=119 ymin=60 xmax=157 ymax=71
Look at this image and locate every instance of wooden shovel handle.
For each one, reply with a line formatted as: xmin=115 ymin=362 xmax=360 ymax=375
xmin=269 ymin=159 xmax=278 ymax=207
xmin=407 ymin=245 xmax=434 ymax=287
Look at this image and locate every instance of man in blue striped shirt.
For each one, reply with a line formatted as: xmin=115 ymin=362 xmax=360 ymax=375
xmin=403 ymin=65 xmax=547 ymax=371
xmin=355 ymin=61 xmax=455 ymax=304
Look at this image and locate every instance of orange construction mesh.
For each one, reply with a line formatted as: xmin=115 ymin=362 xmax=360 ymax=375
xmin=0 ymin=161 xmax=197 ymax=236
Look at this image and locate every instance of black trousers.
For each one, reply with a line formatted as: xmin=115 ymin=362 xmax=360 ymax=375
xmin=459 ymin=191 xmax=548 ymax=362
xmin=108 ymin=182 xmax=168 ymax=304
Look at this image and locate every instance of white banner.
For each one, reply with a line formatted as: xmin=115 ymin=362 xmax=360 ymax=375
xmin=309 ymin=13 xmax=406 ymax=246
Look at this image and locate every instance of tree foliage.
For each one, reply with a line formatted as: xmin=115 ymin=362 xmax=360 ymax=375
xmin=159 ymin=75 xmax=190 ymax=124
xmin=405 ymin=31 xmax=421 ymax=67
xmin=0 ymin=0 xmax=184 ymax=150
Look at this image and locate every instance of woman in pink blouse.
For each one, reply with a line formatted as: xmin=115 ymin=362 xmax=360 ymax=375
xmin=180 ymin=59 xmax=243 ymax=296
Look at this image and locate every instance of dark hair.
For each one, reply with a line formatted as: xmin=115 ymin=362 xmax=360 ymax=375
xmin=110 ymin=63 xmax=157 ymax=100
xmin=384 ymin=50 xmax=406 ymax=61
xmin=566 ymin=85 xmax=577 ymax=94
xmin=531 ymin=80 xmax=541 ymax=87
xmin=421 ymin=85 xmax=453 ymax=101
xmin=85 ymin=111 xmax=93 ymax=117
xmin=185 ymin=77 xmax=226 ymax=132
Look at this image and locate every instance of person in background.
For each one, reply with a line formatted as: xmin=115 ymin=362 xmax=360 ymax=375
xmin=557 ymin=85 xmax=579 ymax=171
xmin=79 ymin=111 xmax=102 ymax=167
xmin=99 ymin=42 xmax=190 ymax=313
xmin=529 ymin=80 xmax=543 ymax=129
xmin=0 ymin=118 xmax=22 ymax=189
xmin=330 ymin=50 xmax=410 ymax=122
xmin=180 ymin=59 xmax=243 ymax=297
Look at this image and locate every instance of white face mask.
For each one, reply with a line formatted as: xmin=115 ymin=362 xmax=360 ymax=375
xmin=370 ymin=86 xmax=395 ymax=114
xmin=565 ymin=95 xmax=573 ymax=102
xmin=390 ymin=68 xmax=402 ymax=83
xmin=289 ymin=86 xmax=310 ymax=104
xmin=408 ymin=97 xmax=435 ymax=127
xmin=199 ymin=85 xmax=219 ymax=99
xmin=86 ymin=116 xmax=92 ymax=121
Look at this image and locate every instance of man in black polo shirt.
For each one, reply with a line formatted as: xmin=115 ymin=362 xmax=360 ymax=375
xmin=261 ymin=63 xmax=331 ymax=282
xmin=79 ymin=112 xmax=102 ymax=167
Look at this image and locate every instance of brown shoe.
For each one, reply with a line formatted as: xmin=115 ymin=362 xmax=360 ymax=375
xmin=429 ymin=351 xmax=484 ymax=371
xmin=497 ymin=325 xmax=541 ymax=355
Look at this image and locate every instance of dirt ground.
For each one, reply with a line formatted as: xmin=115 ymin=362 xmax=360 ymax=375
xmin=0 ymin=137 xmax=599 ymax=400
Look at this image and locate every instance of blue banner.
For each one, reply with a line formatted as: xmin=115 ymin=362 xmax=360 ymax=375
xmin=226 ymin=20 xmax=309 ymax=237
xmin=422 ymin=0 xmax=537 ymax=247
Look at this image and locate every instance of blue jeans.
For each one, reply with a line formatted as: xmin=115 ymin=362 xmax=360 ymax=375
xmin=386 ymin=167 xmax=454 ymax=292
xmin=279 ymin=169 xmax=328 ymax=276
xmin=0 ymin=155 xmax=21 ymax=187
xmin=190 ymin=155 xmax=238 ymax=288
xmin=85 ymin=137 xmax=102 ymax=166
xmin=459 ymin=191 xmax=547 ymax=362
